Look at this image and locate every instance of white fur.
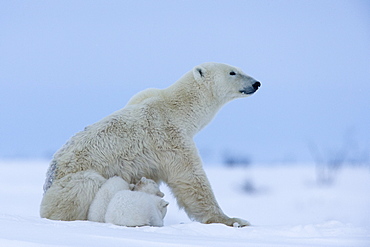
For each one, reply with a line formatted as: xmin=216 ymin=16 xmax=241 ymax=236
xmin=41 ymin=62 xmax=259 ymax=227
xmin=88 ymin=176 xmax=167 ymax=227
xmin=132 ymin=177 xmax=164 ymax=197
xmin=105 ymin=190 xmax=168 ymax=227
xmin=88 ymin=176 xmax=130 ymax=222
xmin=40 ymin=170 xmax=106 ymax=221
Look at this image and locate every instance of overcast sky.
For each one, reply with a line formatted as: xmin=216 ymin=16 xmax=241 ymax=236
xmin=1 ymin=0 xmax=369 ymax=164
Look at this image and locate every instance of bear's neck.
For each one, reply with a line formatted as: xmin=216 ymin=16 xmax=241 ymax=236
xmin=163 ymin=72 xmax=226 ymax=137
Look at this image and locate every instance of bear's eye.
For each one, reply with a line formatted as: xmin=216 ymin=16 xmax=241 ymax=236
xmin=229 ymin=71 xmax=236 ymax=76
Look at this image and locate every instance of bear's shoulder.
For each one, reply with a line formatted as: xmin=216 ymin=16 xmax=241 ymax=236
xmin=126 ymin=88 xmax=162 ymax=106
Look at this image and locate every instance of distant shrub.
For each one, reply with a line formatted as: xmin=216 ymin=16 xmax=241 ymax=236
xmin=223 ymin=151 xmax=251 ymax=168
xmin=308 ymin=129 xmax=370 ymax=185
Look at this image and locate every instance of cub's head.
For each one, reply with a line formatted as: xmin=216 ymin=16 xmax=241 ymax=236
xmin=132 ymin=177 xmax=164 ymax=198
xmin=193 ymin=62 xmax=260 ymax=102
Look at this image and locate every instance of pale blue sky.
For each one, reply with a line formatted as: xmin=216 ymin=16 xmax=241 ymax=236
xmin=1 ymin=0 xmax=369 ymax=164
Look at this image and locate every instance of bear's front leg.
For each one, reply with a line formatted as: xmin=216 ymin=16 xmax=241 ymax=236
xmin=165 ymin=149 xmax=250 ymax=227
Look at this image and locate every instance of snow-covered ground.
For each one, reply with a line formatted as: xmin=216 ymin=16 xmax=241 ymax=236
xmin=1 ymin=160 xmax=369 ymax=246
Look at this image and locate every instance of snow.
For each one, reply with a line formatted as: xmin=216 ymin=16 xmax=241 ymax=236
xmin=0 ymin=160 xmax=369 ymax=246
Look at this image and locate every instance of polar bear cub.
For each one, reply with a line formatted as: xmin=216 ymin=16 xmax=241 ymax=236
xmin=88 ymin=176 xmax=130 ymax=222
xmin=88 ymin=176 xmax=168 ymax=227
xmin=105 ymin=177 xmax=168 ymax=227
xmin=105 ymin=190 xmax=169 ymax=227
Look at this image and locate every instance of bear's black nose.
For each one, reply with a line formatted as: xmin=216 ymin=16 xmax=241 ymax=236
xmin=252 ymin=81 xmax=261 ymax=90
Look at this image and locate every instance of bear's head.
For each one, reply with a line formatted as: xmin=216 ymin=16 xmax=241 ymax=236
xmin=132 ymin=177 xmax=164 ymax=198
xmin=193 ymin=62 xmax=260 ymax=103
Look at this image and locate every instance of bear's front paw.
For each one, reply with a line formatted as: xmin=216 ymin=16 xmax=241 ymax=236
xmin=227 ymin=217 xmax=251 ymax=227
xmin=205 ymin=215 xmax=251 ymax=227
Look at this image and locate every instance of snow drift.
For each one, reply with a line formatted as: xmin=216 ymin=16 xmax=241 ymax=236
xmin=0 ymin=160 xmax=369 ymax=246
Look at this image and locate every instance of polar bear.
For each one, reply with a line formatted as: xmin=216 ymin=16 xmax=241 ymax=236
xmin=88 ymin=176 xmax=164 ymax=223
xmin=105 ymin=190 xmax=169 ymax=227
xmin=40 ymin=62 xmax=260 ymax=226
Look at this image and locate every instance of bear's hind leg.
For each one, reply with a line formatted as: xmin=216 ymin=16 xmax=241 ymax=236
xmin=40 ymin=170 xmax=106 ymax=221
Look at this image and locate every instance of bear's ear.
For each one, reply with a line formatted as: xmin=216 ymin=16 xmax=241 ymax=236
xmin=193 ymin=65 xmax=207 ymax=83
xmin=161 ymin=200 xmax=169 ymax=207
xmin=156 ymin=191 xmax=165 ymax=198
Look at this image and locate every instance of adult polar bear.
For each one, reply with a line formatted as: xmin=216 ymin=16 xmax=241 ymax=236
xmin=40 ymin=62 xmax=261 ymax=227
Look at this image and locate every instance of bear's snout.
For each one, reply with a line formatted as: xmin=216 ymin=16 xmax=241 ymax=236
xmin=239 ymin=81 xmax=261 ymax=95
xmin=252 ymin=81 xmax=261 ymax=90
